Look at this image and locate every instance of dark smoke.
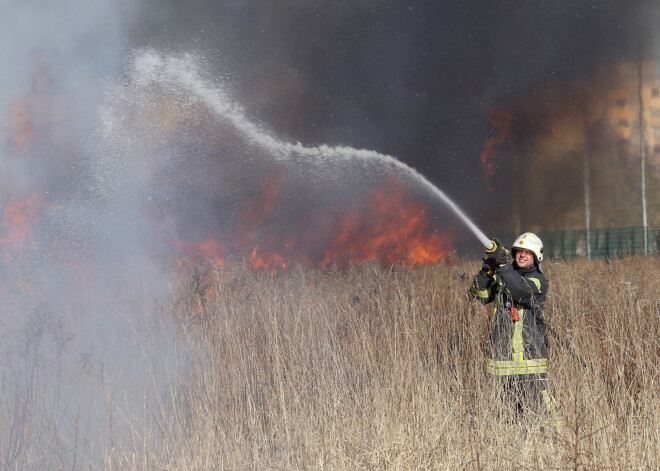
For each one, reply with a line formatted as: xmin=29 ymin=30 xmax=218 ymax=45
xmin=492 ymin=60 xmax=660 ymax=232
xmin=126 ymin=0 xmax=660 ymax=238
xmin=96 ymin=49 xmax=458 ymax=267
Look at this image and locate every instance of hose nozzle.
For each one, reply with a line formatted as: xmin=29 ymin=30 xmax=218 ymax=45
xmin=484 ymin=239 xmax=497 ymax=253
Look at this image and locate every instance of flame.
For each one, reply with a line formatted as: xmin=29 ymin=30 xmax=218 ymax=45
xmin=480 ymin=106 xmax=513 ymax=192
xmin=173 ymin=178 xmax=455 ymax=271
xmin=8 ymin=62 xmax=54 ymax=154
xmin=173 ymin=238 xmax=229 ymax=266
xmin=0 ymin=193 xmax=44 ymax=293
xmin=320 ymin=185 xmax=453 ymax=267
xmin=171 ymin=174 xmax=284 ymax=268
xmin=0 ymin=193 xmax=44 ymax=257
xmin=249 ymin=246 xmax=290 ymax=270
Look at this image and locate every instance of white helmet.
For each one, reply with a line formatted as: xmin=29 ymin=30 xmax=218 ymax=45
xmin=511 ymin=232 xmax=544 ymax=262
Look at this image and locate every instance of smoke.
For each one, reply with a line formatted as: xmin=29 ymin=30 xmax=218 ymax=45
xmin=0 ymin=1 xmax=182 ymax=468
xmin=96 ymin=49 xmax=459 ymax=266
xmin=479 ymin=59 xmax=660 ymax=234
xmin=122 ymin=0 xmax=659 ymax=237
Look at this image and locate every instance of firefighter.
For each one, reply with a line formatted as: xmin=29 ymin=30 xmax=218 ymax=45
xmin=469 ymin=233 xmax=558 ymax=422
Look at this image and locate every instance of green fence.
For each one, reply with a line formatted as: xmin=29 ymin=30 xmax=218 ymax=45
xmin=539 ymin=227 xmax=659 ymax=260
xmin=493 ymin=227 xmax=659 ymax=261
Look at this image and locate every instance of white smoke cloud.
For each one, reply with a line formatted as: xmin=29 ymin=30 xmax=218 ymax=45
xmin=0 ymin=2 xmax=183 ymax=468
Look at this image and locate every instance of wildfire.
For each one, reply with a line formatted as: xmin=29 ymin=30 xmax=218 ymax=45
xmin=173 ymin=180 xmax=455 ymax=271
xmin=0 ymin=193 xmax=45 ymax=293
xmin=0 ymin=193 xmax=44 ymax=257
xmin=173 ymin=238 xmax=228 ymax=266
xmin=8 ymin=61 xmax=55 ymax=155
xmin=320 ymin=185 xmax=453 ymax=267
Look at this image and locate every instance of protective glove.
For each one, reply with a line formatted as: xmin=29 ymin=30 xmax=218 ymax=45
xmin=486 ymin=237 xmax=510 ymax=266
xmin=480 ymin=257 xmax=498 ymax=277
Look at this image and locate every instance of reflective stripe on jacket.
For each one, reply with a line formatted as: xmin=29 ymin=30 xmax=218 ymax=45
xmin=469 ymin=263 xmax=549 ymax=376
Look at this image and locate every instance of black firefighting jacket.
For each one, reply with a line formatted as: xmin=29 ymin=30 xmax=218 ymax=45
xmin=469 ymin=262 xmax=549 ymax=376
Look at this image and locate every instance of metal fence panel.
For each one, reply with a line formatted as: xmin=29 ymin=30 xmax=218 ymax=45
xmin=538 ymin=227 xmax=659 ymax=260
xmin=490 ymin=228 xmax=658 ymax=261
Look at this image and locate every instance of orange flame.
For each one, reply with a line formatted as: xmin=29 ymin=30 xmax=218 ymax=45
xmin=173 ymin=238 xmax=228 ymax=266
xmin=8 ymin=60 xmax=53 ymax=154
xmin=173 ymin=178 xmax=455 ymax=271
xmin=0 ymin=193 xmax=44 ymax=257
xmin=320 ymin=184 xmax=453 ymax=267
xmin=249 ymin=246 xmax=290 ymax=270
xmin=0 ymin=193 xmax=44 ymax=293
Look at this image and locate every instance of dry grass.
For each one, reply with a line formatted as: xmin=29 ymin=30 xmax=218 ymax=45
xmin=160 ymin=257 xmax=659 ymax=470
xmin=0 ymin=257 xmax=656 ymax=469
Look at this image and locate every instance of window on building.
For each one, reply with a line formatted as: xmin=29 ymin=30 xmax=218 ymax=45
xmin=654 ymin=145 xmax=660 ymax=154
xmin=653 ymin=88 xmax=660 ymax=98
xmin=616 ymin=98 xmax=627 ymax=107
xmin=618 ymin=119 xmax=629 ymax=127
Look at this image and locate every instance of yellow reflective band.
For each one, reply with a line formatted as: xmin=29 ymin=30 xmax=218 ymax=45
xmin=512 ymin=307 xmax=525 ymax=362
xmin=541 ymin=390 xmax=553 ymax=409
xmin=470 ymin=286 xmax=490 ymax=299
xmin=527 ymin=277 xmax=541 ymax=292
xmin=484 ymin=358 xmax=548 ymax=375
xmin=485 ymin=358 xmax=547 ymax=369
xmin=541 ymin=390 xmax=565 ymax=432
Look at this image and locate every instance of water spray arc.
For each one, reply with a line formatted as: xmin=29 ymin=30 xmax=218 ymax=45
xmin=637 ymin=55 xmax=649 ymax=254
xmin=131 ymin=50 xmax=494 ymax=253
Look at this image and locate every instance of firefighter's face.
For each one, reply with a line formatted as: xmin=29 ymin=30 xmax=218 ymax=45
xmin=514 ymin=249 xmax=535 ymax=268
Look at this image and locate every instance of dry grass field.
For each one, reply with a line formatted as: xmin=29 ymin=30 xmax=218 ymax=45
xmin=160 ymin=257 xmax=658 ymax=470
xmin=0 ymin=257 xmax=657 ymax=470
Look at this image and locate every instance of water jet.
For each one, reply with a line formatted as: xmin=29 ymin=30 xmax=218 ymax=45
xmin=129 ymin=50 xmax=495 ymax=254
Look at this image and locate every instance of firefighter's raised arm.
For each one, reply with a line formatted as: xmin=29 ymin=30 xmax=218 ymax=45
xmin=496 ymin=263 xmax=547 ymax=308
xmin=497 ymin=232 xmax=547 ymax=308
